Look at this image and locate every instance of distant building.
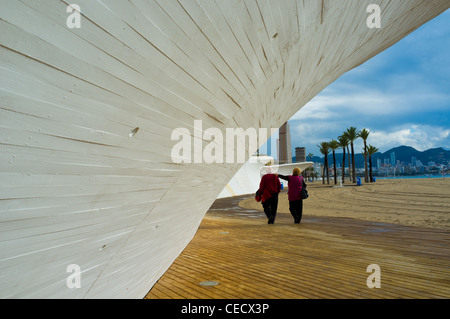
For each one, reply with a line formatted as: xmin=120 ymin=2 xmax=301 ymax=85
xmin=278 ymin=122 xmax=292 ymax=164
xmin=390 ymin=152 xmax=396 ymax=167
xmin=295 ymin=147 xmax=306 ymax=163
xmin=416 ymin=159 xmax=423 ymax=168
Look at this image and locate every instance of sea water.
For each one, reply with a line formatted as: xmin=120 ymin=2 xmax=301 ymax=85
xmin=376 ymin=174 xmax=449 ymax=180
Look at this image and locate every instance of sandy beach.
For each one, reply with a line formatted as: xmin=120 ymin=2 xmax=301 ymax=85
xmin=240 ymin=178 xmax=450 ymax=230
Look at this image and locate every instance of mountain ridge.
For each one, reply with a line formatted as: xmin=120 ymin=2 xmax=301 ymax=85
xmin=302 ymin=145 xmax=450 ymax=168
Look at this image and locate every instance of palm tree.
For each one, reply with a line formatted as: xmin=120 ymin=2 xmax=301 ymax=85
xmin=361 ymin=147 xmax=368 ymax=184
xmin=329 ymin=140 xmax=340 ymax=185
xmin=345 ymin=127 xmax=359 ymax=183
xmin=342 ymin=132 xmax=352 ymax=182
xmin=367 ymin=145 xmax=379 ymax=182
xmin=337 ymin=135 xmax=349 ymax=183
xmin=308 ymin=153 xmax=314 ymax=161
xmin=317 ymin=142 xmax=330 ymax=185
xmin=358 ymin=129 xmax=370 ymax=183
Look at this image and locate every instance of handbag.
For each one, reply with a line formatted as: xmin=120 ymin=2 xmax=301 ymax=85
xmin=301 ymin=178 xmax=308 ymax=199
xmin=301 ymin=188 xmax=308 ymax=199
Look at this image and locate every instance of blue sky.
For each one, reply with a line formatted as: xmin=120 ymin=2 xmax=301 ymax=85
xmin=288 ymin=9 xmax=450 ymax=158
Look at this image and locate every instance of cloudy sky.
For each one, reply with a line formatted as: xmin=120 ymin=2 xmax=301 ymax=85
xmin=288 ymin=9 xmax=450 ymax=158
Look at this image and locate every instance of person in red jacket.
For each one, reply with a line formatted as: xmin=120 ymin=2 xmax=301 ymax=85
xmin=257 ymin=167 xmax=281 ymax=224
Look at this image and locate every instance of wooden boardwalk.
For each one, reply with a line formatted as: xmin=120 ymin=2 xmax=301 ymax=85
xmin=145 ymin=194 xmax=450 ymax=299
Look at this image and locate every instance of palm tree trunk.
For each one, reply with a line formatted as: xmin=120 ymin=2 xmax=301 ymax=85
xmin=322 ymin=163 xmax=325 ymax=185
xmin=369 ymin=155 xmax=374 ymax=182
xmin=364 ymin=141 xmax=369 ymax=183
xmin=332 ymin=150 xmax=337 ymax=185
xmin=342 ymin=147 xmax=346 ymax=184
xmin=351 ymin=142 xmax=356 ymax=183
xmin=347 ymin=145 xmax=352 ymax=182
xmin=327 ymin=158 xmax=330 ymax=185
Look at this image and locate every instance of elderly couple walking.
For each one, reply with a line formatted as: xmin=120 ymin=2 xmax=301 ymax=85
xmin=256 ymin=167 xmax=307 ymax=224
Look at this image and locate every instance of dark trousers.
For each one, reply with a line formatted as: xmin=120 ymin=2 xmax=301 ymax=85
xmin=262 ymin=193 xmax=278 ymax=223
xmin=289 ymin=200 xmax=303 ymax=223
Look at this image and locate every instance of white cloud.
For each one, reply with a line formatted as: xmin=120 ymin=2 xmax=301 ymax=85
xmin=369 ymin=125 xmax=450 ymax=152
xmin=292 ymin=83 xmax=449 ymax=122
xmin=289 ymin=120 xmax=450 ymax=157
xmin=291 ymin=122 xmax=338 ymax=145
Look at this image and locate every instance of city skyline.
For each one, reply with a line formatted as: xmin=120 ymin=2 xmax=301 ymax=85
xmin=308 ymin=145 xmax=449 ymax=174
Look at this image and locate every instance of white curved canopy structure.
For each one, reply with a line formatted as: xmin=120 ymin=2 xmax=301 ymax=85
xmin=217 ymin=156 xmax=314 ymax=198
xmin=0 ymin=0 xmax=448 ymax=298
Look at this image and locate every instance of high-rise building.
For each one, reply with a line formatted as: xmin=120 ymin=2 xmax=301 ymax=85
xmin=287 ymin=124 xmax=292 ymax=163
xmin=278 ymin=122 xmax=292 ymax=164
xmin=295 ymin=147 xmax=306 ymax=163
xmin=390 ymin=152 xmax=396 ymax=167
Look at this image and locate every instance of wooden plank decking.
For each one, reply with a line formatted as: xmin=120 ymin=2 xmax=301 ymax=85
xmin=145 ymin=193 xmax=450 ymax=299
